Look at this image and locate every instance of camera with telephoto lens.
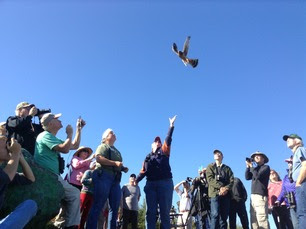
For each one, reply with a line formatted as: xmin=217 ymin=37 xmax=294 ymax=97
xmin=36 ymin=108 xmax=51 ymax=117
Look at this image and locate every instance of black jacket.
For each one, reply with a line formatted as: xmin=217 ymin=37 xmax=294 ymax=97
xmin=6 ymin=115 xmax=42 ymax=155
xmin=245 ymin=164 xmax=270 ymax=196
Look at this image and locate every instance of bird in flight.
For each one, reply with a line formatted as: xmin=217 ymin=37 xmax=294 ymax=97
xmin=172 ymin=36 xmax=198 ymax=68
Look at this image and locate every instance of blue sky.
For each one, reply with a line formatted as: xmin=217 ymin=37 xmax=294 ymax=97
xmin=0 ymin=0 xmax=305 ymax=227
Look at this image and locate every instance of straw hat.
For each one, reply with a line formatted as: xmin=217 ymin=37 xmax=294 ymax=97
xmin=73 ymin=146 xmax=93 ymax=158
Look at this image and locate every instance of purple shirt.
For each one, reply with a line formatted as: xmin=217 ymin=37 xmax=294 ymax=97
xmin=277 ymin=174 xmax=296 ymax=206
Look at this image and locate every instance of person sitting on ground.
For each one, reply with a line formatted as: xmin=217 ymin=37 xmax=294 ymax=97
xmin=174 ymin=179 xmax=192 ymax=229
xmin=0 ymin=128 xmax=37 ymax=228
xmin=66 ymin=146 xmax=95 ymax=191
xmin=268 ymin=169 xmax=293 ymax=229
xmin=34 ymin=113 xmax=85 ymax=229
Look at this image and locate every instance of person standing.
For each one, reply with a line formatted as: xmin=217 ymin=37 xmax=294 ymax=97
xmin=190 ymin=166 xmax=210 ymax=229
xmin=121 ymin=173 xmax=141 ymax=229
xmin=136 ymin=115 xmax=177 ymax=229
xmin=66 ymin=146 xmax=95 ymax=191
xmin=86 ymin=128 xmax=129 ymax=229
xmin=174 ymin=179 xmax=192 ymax=229
xmin=34 ymin=113 xmax=85 ymax=229
xmin=275 ymin=157 xmax=298 ymax=229
xmin=245 ymin=151 xmax=270 ymax=229
xmin=229 ymin=177 xmax=249 ymax=229
xmin=268 ymin=170 xmax=293 ymax=229
xmin=283 ymin=134 xmax=306 ymax=229
xmin=79 ymin=162 xmax=96 ymax=229
xmin=206 ymin=149 xmax=234 ymax=229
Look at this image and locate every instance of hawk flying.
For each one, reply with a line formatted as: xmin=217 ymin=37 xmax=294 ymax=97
xmin=172 ymin=36 xmax=198 ymax=68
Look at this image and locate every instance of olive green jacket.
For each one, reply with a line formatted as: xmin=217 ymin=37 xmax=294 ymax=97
xmin=206 ymin=162 xmax=234 ymax=197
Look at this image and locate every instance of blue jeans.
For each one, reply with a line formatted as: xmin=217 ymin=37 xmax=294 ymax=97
xmin=144 ymin=179 xmax=173 ymax=229
xmin=86 ymin=170 xmax=121 ymax=229
xmin=210 ymin=195 xmax=230 ymax=229
xmin=290 ymin=207 xmax=298 ymax=229
xmin=0 ymin=199 xmax=37 ymax=229
xmin=296 ymin=182 xmax=306 ymax=229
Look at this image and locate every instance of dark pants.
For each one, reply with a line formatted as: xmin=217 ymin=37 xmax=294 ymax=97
xmin=296 ymin=182 xmax=306 ymax=229
xmin=272 ymin=205 xmax=293 ymax=229
xmin=122 ymin=208 xmax=138 ymax=229
xmin=210 ymin=195 xmax=230 ymax=229
xmin=229 ymin=200 xmax=249 ymax=229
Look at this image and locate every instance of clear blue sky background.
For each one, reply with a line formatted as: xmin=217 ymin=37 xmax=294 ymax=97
xmin=0 ymin=0 xmax=305 ymax=227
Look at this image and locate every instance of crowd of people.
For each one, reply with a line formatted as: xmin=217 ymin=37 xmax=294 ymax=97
xmin=0 ymin=101 xmax=305 ymax=229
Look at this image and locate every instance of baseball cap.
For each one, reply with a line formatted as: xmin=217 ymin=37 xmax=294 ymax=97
xmin=283 ymin=134 xmax=302 ymax=141
xmin=154 ymin=136 xmax=161 ymax=143
xmin=285 ymin=156 xmax=293 ymax=163
xmin=16 ymin=102 xmax=34 ymax=110
xmin=41 ymin=113 xmax=62 ymax=130
xmin=130 ymin=174 xmax=136 ymax=178
xmin=213 ymin=149 xmax=223 ymax=155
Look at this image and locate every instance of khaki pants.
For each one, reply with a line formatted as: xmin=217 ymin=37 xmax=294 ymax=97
xmin=250 ymin=194 xmax=270 ymax=229
xmin=54 ymin=175 xmax=81 ymax=228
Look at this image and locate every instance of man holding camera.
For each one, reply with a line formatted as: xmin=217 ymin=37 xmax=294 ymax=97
xmin=245 ymin=151 xmax=270 ymax=229
xmin=6 ymin=102 xmax=48 ymax=155
xmin=0 ymin=125 xmax=37 ymax=227
xmin=206 ymin=149 xmax=234 ymax=229
xmin=190 ymin=167 xmax=210 ymax=229
xmin=34 ymin=113 xmax=85 ymax=229
xmin=283 ymin=134 xmax=305 ymax=229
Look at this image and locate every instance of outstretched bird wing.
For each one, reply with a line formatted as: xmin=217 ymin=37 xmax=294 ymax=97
xmin=172 ymin=43 xmax=179 ymax=55
xmin=182 ymin=36 xmax=190 ymax=56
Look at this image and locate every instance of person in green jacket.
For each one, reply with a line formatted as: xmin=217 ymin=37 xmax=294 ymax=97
xmin=206 ymin=149 xmax=234 ymax=229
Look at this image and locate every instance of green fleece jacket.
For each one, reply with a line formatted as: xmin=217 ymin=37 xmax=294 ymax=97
xmin=206 ymin=162 xmax=234 ymax=197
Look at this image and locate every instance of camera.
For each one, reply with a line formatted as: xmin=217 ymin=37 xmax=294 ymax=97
xmin=121 ymin=166 xmax=128 ymax=172
xmin=246 ymin=157 xmax=253 ymax=163
xmin=36 ymin=108 xmax=51 ymax=117
xmin=286 ymin=192 xmax=296 ymax=208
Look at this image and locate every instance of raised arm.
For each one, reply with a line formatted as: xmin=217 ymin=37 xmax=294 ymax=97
xmin=3 ymin=139 xmax=21 ymax=181
xmin=71 ymin=117 xmax=86 ymax=150
xmin=162 ymin=115 xmax=177 ymax=156
xmin=174 ymin=180 xmax=185 ymax=193
xmin=53 ymin=125 xmax=73 ymax=153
